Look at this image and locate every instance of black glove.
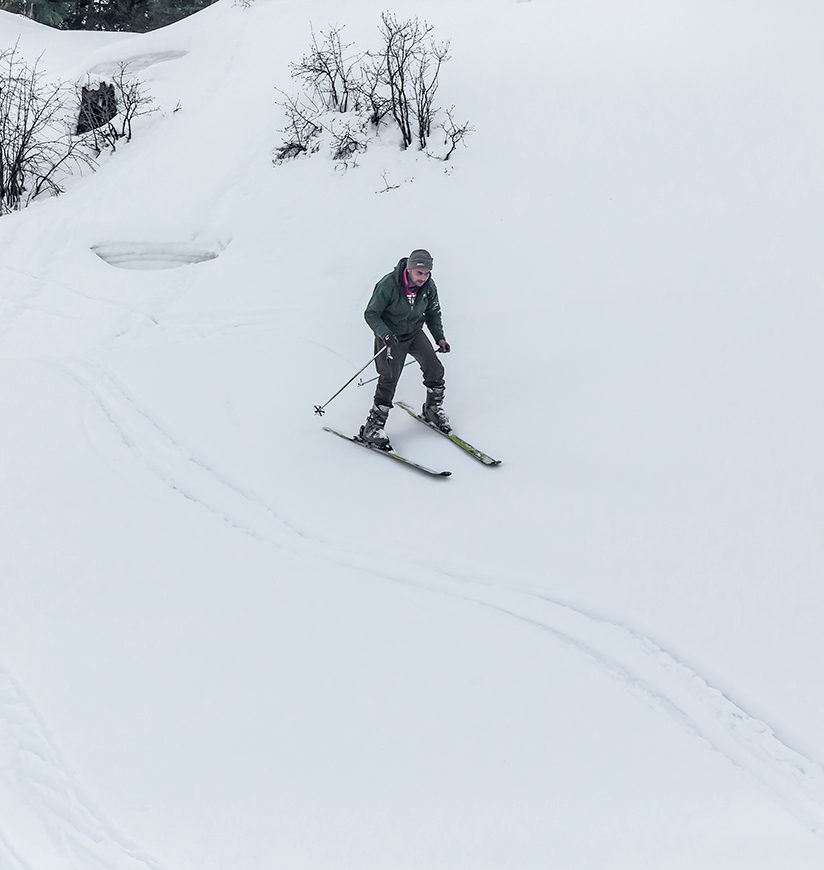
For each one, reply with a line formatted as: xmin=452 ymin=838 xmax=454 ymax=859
xmin=383 ymin=333 xmax=398 ymax=360
xmin=437 ymin=338 xmax=451 ymax=353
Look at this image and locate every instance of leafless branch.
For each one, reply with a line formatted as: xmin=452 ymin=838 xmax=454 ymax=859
xmin=329 ymin=116 xmax=368 ymax=163
xmin=274 ymin=88 xmax=322 ymax=161
xmin=375 ymin=170 xmax=401 ymax=194
xmin=76 ymin=64 xmax=155 ymax=155
xmin=412 ymin=39 xmax=449 ymax=149
xmin=273 ymin=16 xmax=471 ymax=165
xmin=380 ymin=12 xmax=434 ymax=148
xmin=290 ymin=25 xmax=364 ymax=113
xmin=356 ymin=52 xmax=391 ymax=128
xmin=0 ymin=43 xmax=94 ymax=214
xmin=441 ymin=107 xmax=474 ymax=161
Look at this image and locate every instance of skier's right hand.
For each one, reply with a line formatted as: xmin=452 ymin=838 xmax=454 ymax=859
xmin=384 ymin=333 xmax=398 ymax=346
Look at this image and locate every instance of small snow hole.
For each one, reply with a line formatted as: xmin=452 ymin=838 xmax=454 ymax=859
xmin=92 ymin=243 xmax=218 ymax=271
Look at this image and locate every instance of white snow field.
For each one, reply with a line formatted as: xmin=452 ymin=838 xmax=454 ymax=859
xmin=2 ymin=1 xmax=824 ymax=867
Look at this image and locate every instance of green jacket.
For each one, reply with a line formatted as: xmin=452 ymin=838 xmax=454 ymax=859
xmin=364 ymin=259 xmax=445 ymax=343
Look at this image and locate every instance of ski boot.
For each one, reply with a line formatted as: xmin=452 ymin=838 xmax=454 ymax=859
xmin=422 ymin=386 xmax=451 ymax=433
xmin=359 ymin=403 xmax=392 ymax=451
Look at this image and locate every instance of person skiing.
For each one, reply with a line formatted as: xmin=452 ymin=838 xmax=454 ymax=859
xmin=360 ymin=249 xmax=451 ymax=450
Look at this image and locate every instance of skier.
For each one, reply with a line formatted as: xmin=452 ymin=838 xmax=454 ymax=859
xmin=360 ymin=249 xmax=451 ymax=450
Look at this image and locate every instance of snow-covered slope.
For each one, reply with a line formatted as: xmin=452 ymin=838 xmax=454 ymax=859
xmin=2 ymin=1 xmax=824 ymax=867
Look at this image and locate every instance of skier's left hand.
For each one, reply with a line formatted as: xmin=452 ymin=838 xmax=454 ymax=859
xmin=438 ymin=338 xmax=451 ymax=353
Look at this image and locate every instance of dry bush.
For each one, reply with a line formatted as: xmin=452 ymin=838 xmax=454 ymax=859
xmin=77 ymin=63 xmax=156 ymax=155
xmin=0 ymin=43 xmax=93 ymax=214
xmin=275 ymin=17 xmax=472 ymax=165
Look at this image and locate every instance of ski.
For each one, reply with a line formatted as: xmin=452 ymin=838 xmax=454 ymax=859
xmin=323 ymin=427 xmax=452 ymax=477
xmin=395 ymin=401 xmax=502 ymax=466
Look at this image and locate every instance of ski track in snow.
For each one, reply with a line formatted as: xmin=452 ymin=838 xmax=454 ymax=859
xmin=1 ymin=261 xmax=298 ymax=356
xmin=4 ymin=267 xmax=824 ymax=849
xmin=465 ymin=590 xmax=824 ymax=835
xmin=0 ymin=267 xmax=51 ymax=342
xmin=0 ymin=666 xmax=169 ymax=870
xmin=3 ymin=340 xmax=824 ymax=858
xmin=45 ymin=356 xmax=824 ymax=840
xmin=0 ymin=263 xmax=159 ymax=332
xmin=62 ymin=359 xmax=311 ymax=547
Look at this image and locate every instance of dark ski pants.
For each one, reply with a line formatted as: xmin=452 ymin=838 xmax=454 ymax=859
xmin=372 ymin=331 xmax=445 ymax=408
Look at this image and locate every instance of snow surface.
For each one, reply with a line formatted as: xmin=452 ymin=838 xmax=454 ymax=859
xmin=2 ymin=1 xmax=824 ymax=867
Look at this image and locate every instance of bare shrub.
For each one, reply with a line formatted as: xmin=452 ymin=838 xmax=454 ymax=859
xmin=379 ymin=12 xmax=423 ymax=148
xmin=412 ymin=37 xmax=449 ymax=150
xmin=274 ymin=90 xmax=322 ymax=162
xmin=379 ymin=13 xmax=449 ymax=150
xmin=290 ymin=25 xmax=364 ymax=113
xmin=329 ymin=117 xmax=368 ymax=163
xmin=0 ymin=43 xmax=93 ymax=214
xmin=441 ymin=107 xmax=474 ymax=161
xmin=112 ymin=63 xmax=156 ymax=142
xmin=274 ymin=16 xmax=471 ymax=164
xmin=78 ymin=63 xmax=156 ymax=155
xmin=355 ymin=54 xmax=392 ymax=129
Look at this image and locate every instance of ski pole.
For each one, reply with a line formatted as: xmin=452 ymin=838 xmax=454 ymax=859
xmin=357 ymin=347 xmax=442 ymax=387
xmin=358 ymin=358 xmax=415 ymax=387
xmin=314 ymin=345 xmax=388 ymax=416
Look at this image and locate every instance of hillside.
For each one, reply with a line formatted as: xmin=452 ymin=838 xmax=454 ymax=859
xmin=2 ymin=2 xmax=824 ymax=868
